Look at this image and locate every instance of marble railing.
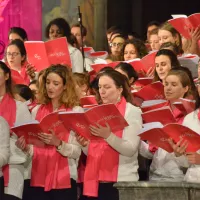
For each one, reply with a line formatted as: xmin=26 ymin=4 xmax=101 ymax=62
xmin=114 ymin=181 xmax=200 ymax=200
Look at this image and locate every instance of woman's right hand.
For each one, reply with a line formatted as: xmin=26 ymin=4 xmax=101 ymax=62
xmin=15 ymin=136 xmax=30 ymax=152
xmin=75 ymin=134 xmax=89 ymax=147
xmin=168 ymin=138 xmax=188 ymax=157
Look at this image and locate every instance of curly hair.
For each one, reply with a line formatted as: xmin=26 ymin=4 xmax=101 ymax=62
xmin=38 ymin=64 xmax=79 ymax=108
xmin=123 ymin=39 xmax=148 ymax=59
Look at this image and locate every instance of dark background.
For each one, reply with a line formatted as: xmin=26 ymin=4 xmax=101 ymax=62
xmin=107 ymin=0 xmax=200 ymax=40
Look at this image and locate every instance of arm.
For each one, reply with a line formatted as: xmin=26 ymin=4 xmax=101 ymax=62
xmin=0 ymin=117 xmax=10 ymax=168
xmin=105 ymin=105 xmax=142 ymax=157
xmin=57 ymin=131 xmax=81 ymax=159
xmin=139 ymin=141 xmax=153 ymax=159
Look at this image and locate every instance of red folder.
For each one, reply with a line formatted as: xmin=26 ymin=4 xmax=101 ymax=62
xmin=142 ymin=106 xmax=176 ymax=125
xmin=168 ymin=13 xmax=200 ymax=39
xmin=134 ymin=77 xmax=153 ymax=87
xmin=139 ymin=123 xmax=200 ymax=153
xmin=141 ymin=100 xmax=167 ymax=113
xmin=59 ymin=104 xmax=128 ymax=140
xmin=11 ymin=112 xmax=67 ymax=147
xmin=24 ymin=37 xmax=71 ymax=71
xmin=173 ymin=98 xmax=195 ymax=115
xmin=126 ymin=59 xmax=145 ymax=73
xmin=132 ymin=81 xmax=165 ymax=101
xmin=80 ymin=96 xmax=98 ymax=107
xmin=91 ymin=61 xmax=120 ymax=73
xmin=141 ymin=51 xmax=157 ymax=73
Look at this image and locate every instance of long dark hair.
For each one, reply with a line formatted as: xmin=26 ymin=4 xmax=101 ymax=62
xmin=0 ymin=61 xmax=14 ymax=97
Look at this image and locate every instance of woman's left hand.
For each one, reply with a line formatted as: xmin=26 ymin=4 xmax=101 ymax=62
xmin=38 ymin=130 xmax=61 ymax=147
xmin=26 ymin=63 xmax=36 ymax=79
xmin=89 ymin=123 xmax=111 ymax=139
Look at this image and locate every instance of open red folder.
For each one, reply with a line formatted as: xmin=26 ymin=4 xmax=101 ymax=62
xmin=173 ymin=98 xmax=195 ymax=115
xmin=142 ymin=106 xmax=176 ymax=125
xmin=134 ymin=77 xmax=153 ymax=87
xmin=168 ymin=13 xmax=200 ymax=39
xmin=91 ymin=61 xmax=120 ymax=73
xmin=59 ymin=104 xmax=128 ymax=140
xmin=11 ymin=111 xmax=67 ymax=147
xmin=24 ymin=37 xmax=71 ymax=71
xmin=141 ymin=51 xmax=157 ymax=73
xmin=139 ymin=122 xmax=200 ymax=153
xmin=141 ymin=100 xmax=167 ymax=113
xmin=80 ymin=96 xmax=98 ymax=107
xmin=132 ymin=81 xmax=165 ymax=101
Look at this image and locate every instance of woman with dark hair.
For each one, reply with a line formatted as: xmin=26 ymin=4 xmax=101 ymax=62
xmin=115 ymin=62 xmax=138 ymax=86
xmin=77 ymin=70 xmax=142 ymax=200
xmin=45 ymin=18 xmax=84 ymax=73
xmin=153 ymin=49 xmax=181 ymax=82
xmin=4 ymin=39 xmax=36 ymax=85
xmin=0 ymin=61 xmax=32 ymax=200
xmin=123 ymin=39 xmax=148 ymax=61
xmin=8 ymin=27 xmax=28 ymax=43
xmin=17 ymin=64 xmax=83 ymax=200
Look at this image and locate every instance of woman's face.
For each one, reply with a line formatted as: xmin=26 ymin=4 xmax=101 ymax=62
xmin=149 ymin=34 xmax=160 ymax=51
xmin=49 ymin=24 xmax=64 ymax=40
xmin=9 ymin=33 xmax=23 ymax=43
xmin=110 ymin=37 xmax=125 ymax=56
xmin=46 ymin=72 xmax=66 ymax=101
xmin=164 ymin=74 xmax=188 ymax=101
xmin=6 ymin=45 xmax=24 ymax=68
xmin=155 ymin=55 xmax=172 ymax=81
xmin=0 ymin=68 xmax=8 ymax=91
xmin=98 ymin=75 xmax=122 ymax=104
xmin=124 ymin=44 xmax=138 ymax=61
xmin=158 ymin=30 xmax=177 ymax=45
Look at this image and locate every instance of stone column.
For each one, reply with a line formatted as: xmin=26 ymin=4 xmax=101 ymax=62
xmin=93 ymin=0 xmax=107 ymax=51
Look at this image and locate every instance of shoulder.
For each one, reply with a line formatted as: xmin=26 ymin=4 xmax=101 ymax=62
xmin=68 ymin=45 xmax=81 ymax=56
xmin=31 ymin=104 xmax=41 ymax=119
xmin=15 ymin=100 xmax=30 ymax=114
xmin=125 ymin=102 xmax=142 ymax=125
xmin=0 ymin=116 xmax=9 ymax=129
xmin=182 ymin=109 xmax=200 ymax=131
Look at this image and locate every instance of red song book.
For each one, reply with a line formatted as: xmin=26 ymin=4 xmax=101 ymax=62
xmin=141 ymin=100 xmax=167 ymax=113
xmin=11 ymin=112 xmax=67 ymax=147
xmin=142 ymin=106 xmax=176 ymax=125
xmin=168 ymin=13 xmax=200 ymax=39
xmin=139 ymin=122 xmax=200 ymax=153
xmin=132 ymin=81 xmax=165 ymax=101
xmin=59 ymin=104 xmax=129 ymax=140
xmin=126 ymin=58 xmax=145 ymax=73
xmin=24 ymin=37 xmax=71 ymax=71
xmin=80 ymin=95 xmax=98 ymax=107
xmin=141 ymin=51 xmax=157 ymax=73
xmin=173 ymin=98 xmax=195 ymax=115
xmin=134 ymin=77 xmax=153 ymax=87
xmin=91 ymin=61 xmax=120 ymax=73
xmin=89 ymin=51 xmax=108 ymax=60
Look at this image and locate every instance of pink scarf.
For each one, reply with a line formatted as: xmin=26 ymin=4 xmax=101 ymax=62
xmin=0 ymin=94 xmax=16 ymax=186
xmin=31 ymin=103 xmax=72 ymax=191
xmin=83 ymin=97 xmax=127 ymax=197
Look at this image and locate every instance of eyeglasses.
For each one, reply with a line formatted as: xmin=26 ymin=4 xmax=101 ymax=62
xmin=6 ymin=52 xmax=20 ymax=57
xmin=110 ymin=42 xmax=124 ymax=48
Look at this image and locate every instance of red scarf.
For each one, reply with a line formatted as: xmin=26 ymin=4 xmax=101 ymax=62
xmin=31 ymin=103 xmax=72 ymax=191
xmin=0 ymin=94 xmax=16 ymax=186
xmin=83 ymin=97 xmax=127 ymax=197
